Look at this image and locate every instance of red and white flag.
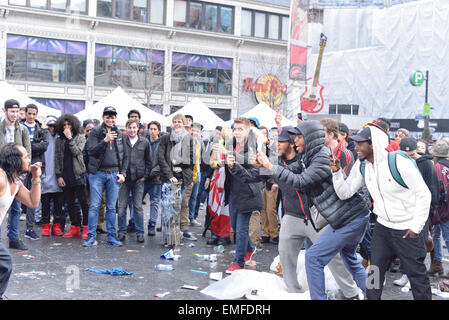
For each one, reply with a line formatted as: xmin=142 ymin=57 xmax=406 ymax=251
xmin=207 ymin=167 xmax=230 ymax=238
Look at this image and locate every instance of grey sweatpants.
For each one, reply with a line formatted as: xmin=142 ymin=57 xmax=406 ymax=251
xmin=279 ymin=214 xmax=359 ymax=297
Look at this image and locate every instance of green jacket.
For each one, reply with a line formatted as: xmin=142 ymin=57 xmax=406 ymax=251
xmin=0 ymin=119 xmax=31 ymax=159
xmin=55 ymin=134 xmax=87 ymax=181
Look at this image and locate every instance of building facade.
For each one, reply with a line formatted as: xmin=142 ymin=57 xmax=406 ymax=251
xmin=0 ymin=0 xmax=290 ymax=120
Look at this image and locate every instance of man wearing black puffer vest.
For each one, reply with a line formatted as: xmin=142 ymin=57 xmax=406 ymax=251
xmin=257 ymin=120 xmax=370 ymax=300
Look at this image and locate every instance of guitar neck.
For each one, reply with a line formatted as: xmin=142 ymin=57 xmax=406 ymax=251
xmin=312 ymin=45 xmax=325 ymax=88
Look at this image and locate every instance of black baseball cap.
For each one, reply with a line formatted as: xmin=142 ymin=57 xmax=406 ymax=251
xmin=103 ymin=106 xmax=117 ymax=115
xmin=350 ymin=127 xmax=371 ymax=142
xmin=288 ymin=125 xmax=302 ymax=135
xmin=400 ymin=137 xmax=418 ymax=152
xmin=278 ymin=126 xmax=295 ymax=142
xmin=4 ymin=99 xmax=20 ymax=110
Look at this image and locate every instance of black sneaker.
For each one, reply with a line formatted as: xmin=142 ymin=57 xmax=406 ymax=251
xmin=271 ymin=236 xmax=279 ymax=245
xmin=9 ymin=240 xmax=27 ymax=250
xmin=117 ymin=234 xmax=126 ymax=242
xmin=127 ymin=222 xmax=136 ymax=233
xmin=137 ymin=234 xmax=144 ymax=243
xmin=156 ymin=226 xmax=162 ymax=232
xmin=148 ymin=225 xmax=156 ymax=236
xmin=218 ymin=237 xmax=232 ymax=246
xmin=262 ymin=236 xmax=271 ymax=243
xmin=24 ymin=229 xmax=40 ymax=241
xmin=207 ymin=238 xmax=219 ymax=245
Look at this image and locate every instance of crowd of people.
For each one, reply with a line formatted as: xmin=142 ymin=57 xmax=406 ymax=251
xmin=0 ymin=97 xmax=449 ymax=300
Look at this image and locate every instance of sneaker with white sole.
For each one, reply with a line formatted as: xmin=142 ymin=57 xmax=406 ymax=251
xmin=83 ymin=234 xmax=98 ymax=247
xmin=190 ymin=219 xmax=202 ymax=227
xmin=183 ymin=231 xmax=198 ymax=241
xmin=393 ymin=274 xmax=410 ymax=287
xmin=24 ymin=229 xmax=39 ymax=240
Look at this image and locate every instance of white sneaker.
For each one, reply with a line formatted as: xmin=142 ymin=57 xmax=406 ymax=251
xmin=19 ymin=214 xmax=26 ymax=221
xmin=190 ymin=219 xmax=202 ymax=227
xmin=393 ymin=274 xmax=410 ymax=287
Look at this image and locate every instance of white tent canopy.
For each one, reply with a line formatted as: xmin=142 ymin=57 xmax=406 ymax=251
xmin=75 ymin=87 xmax=169 ymax=127
xmin=166 ymin=98 xmax=225 ymax=131
xmin=0 ymin=81 xmax=62 ymax=118
xmin=226 ymin=102 xmax=296 ymax=129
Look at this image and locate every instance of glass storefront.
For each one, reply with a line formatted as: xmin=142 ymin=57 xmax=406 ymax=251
xmin=172 ymin=53 xmax=232 ymax=96
xmin=6 ymin=34 xmax=86 ymax=84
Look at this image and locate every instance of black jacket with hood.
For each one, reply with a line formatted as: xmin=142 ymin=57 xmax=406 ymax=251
xmin=275 ymin=153 xmax=311 ymax=221
xmin=225 ymin=136 xmax=264 ymax=213
xmin=271 ymin=120 xmax=369 ymax=230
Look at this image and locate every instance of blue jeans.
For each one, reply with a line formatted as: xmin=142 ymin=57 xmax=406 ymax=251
xmin=7 ymin=199 xmax=21 ymax=242
xmin=118 ymin=181 xmax=145 ymax=235
xmin=229 ymin=198 xmax=255 ymax=267
xmin=188 ymin=172 xmax=202 ymax=221
xmin=87 ymin=171 xmax=120 ymax=238
xmin=194 ymin=172 xmax=207 ymax=219
xmin=143 ymin=183 xmax=162 ymax=227
xmin=306 ymin=210 xmax=369 ymax=300
xmin=433 ymin=220 xmax=449 ymax=261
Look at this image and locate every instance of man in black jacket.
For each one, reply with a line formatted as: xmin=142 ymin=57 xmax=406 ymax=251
xmin=117 ymin=119 xmax=151 ymax=243
xmin=143 ymin=121 xmax=162 ymax=236
xmin=22 ymin=104 xmax=49 ymax=241
xmin=257 ymin=120 xmax=369 ymax=300
xmin=84 ymin=106 xmax=128 ymax=247
xmin=224 ymin=117 xmax=265 ymax=274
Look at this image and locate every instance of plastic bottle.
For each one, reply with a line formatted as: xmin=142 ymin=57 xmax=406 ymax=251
xmin=155 ymin=264 xmax=174 ymax=271
xmin=196 ymin=254 xmax=210 ymax=261
xmin=213 ymin=245 xmax=225 ymax=253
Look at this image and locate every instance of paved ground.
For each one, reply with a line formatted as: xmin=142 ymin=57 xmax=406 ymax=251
xmin=1 ymin=203 xmax=448 ymax=300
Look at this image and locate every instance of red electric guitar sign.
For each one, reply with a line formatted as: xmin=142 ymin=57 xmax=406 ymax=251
xmin=300 ymin=33 xmax=327 ymax=113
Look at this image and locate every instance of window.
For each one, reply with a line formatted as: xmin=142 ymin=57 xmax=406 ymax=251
xmin=150 ymin=0 xmax=164 ymax=24
xmin=97 ymin=0 xmax=113 ymax=17
xmin=33 ymin=98 xmax=85 ymax=114
xmin=241 ymin=9 xmax=288 ymax=41
xmin=173 ymin=1 xmax=233 ymax=34
xmin=6 ymin=34 xmax=86 ymax=84
xmin=97 ymin=0 xmax=165 ymax=24
xmin=268 ymin=14 xmax=279 ymax=39
xmin=174 ymin=0 xmax=187 ymax=27
xmin=205 ymin=4 xmax=218 ymax=32
xmin=94 ymin=43 xmax=164 ymax=91
xmin=328 ymin=104 xmax=360 ymax=115
xmin=241 ymin=9 xmax=252 ymax=36
xmin=254 ymin=12 xmax=266 ymax=38
xmin=30 ymin=0 xmax=47 ymax=9
xmin=115 ymin=0 xmax=131 ymax=20
xmin=9 ymin=0 xmax=87 ymax=13
xmin=133 ymin=0 xmax=147 ymax=22
xmin=172 ymin=52 xmax=232 ymax=96
xmin=281 ymin=16 xmax=289 ymax=41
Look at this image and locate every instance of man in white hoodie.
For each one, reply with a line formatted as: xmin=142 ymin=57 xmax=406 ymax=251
xmin=330 ymin=124 xmax=432 ymax=300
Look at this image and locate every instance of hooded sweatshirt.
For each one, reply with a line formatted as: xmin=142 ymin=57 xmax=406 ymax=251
xmin=332 ymin=125 xmax=431 ymax=234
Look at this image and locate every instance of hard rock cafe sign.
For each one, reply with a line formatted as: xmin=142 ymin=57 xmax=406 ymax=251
xmin=243 ymin=74 xmax=287 ymax=108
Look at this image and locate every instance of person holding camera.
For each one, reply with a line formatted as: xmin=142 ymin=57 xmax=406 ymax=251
xmin=84 ymin=106 xmax=128 ymax=247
